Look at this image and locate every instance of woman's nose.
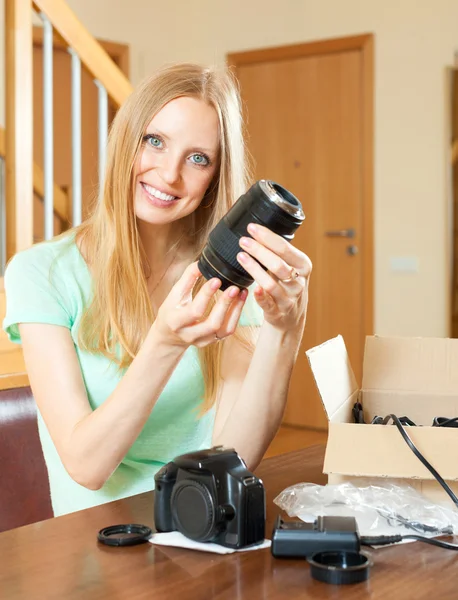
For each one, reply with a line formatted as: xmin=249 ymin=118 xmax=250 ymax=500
xmin=158 ymin=153 xmax=181 ymax=186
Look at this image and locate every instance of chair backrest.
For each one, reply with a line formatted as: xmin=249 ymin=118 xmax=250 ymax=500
xmin=0 ymin=386 xmax=53 ymax=532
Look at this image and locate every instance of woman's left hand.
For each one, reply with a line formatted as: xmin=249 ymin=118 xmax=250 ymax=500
xmin=237 ymin=223 xmax=312 ymax=332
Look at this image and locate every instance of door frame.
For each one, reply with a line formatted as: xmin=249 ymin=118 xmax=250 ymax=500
xmin=227 ymin=33 xmax=374 ymax=339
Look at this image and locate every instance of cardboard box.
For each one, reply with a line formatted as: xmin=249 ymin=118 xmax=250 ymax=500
xmin=306 ymin=334 xmax=458 ymax=506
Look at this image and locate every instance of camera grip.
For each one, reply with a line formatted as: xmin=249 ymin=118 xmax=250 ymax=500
xmin=154 ymin=463 xmax=178 ymax=532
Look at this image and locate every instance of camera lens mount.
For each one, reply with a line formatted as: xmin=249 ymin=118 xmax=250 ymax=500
xmin=258 ymin=180 xmax=304 ymax=220
xmin=171 ymin=479 xmax=219 ymax=542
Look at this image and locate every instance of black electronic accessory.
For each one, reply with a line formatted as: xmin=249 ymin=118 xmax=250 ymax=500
xmin=271 ymin=514 xmax=458 ymax=585
xmin=271 ymin=515 xmax=371 ymax=585
xmin=271 ymin=515 xmax=360 ymax=558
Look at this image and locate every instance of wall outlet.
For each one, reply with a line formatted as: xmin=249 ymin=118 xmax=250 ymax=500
xmin=390 ymin=256 xmax=419 ymax=273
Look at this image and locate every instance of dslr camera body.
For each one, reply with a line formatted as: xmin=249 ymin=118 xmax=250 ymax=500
xmin=154 ymin=446 xmax=266 ymax=549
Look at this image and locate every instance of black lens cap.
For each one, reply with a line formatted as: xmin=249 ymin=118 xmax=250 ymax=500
xmin=307 ymin=550 xmax=372 ymax=585
xmin=97 ymin=524 xmax=152 ymax=547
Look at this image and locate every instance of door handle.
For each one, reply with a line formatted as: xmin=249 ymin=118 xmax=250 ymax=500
xmin=324 ymin=228 xmax=355 ymax=238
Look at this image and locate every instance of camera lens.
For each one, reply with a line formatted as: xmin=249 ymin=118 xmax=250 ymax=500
xmin=198 ymin=180 xmax=305 ymax=290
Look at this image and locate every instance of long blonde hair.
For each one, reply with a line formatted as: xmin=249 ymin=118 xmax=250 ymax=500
xmin=74 ymin=63 xmax=254 ymax=412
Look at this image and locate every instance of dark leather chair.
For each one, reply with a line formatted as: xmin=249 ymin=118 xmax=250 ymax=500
xmin=0 ymin=386 xmax=53 ymax=532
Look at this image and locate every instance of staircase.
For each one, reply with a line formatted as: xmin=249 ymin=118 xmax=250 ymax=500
xmin=0 ymin=0 xmax=133 ymax=390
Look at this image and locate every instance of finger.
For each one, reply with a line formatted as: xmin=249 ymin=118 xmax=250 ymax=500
xmin=237 ymin=251 xmax=288 ymax=304
xmin=239 ymin=236 xmax=295 ymax=282
xmin=186 ymin=277 xmax=222 ymax=318
xmin=246 ymin=223 xmax=311 ymax=274
xmin=219 ymin=288 xmax=248 ymax=335
xmin=206 ymin=286 xmax=242 ymax=331
xmin=253 ymin=286 xmax=277 ymax=310
xmin=173 ymin=262 xmax=203 ymax=304
xmin=180 ymin=286 xmax=241 ymax=340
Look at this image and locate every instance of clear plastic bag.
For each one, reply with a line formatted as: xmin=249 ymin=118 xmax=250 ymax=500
xmin=274 ymin=482 xmax=458 ymax=539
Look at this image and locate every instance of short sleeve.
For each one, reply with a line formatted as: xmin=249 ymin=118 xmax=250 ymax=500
xmin=2 ymin=245 xmax=72 ymax=344
xmin=239 ymin=285 xmax=264 ymax=327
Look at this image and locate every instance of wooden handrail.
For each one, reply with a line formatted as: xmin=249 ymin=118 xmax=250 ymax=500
xmin=0 ymin=127 xmax=68 ymax=223
xmin=453 ymin=140 xmax=458 ymax=165
xmin=32 ymin=162 xmax=68 ymax=223
xmin=32 ymin=0 xmax=133 ymax=107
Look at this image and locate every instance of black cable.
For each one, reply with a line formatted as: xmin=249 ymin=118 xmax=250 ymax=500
xmin=402 ymin=536 xmax=458 ymax=550
xmin=375 ymin=509 xmax=453 ymax=535
xmin=361 ymin=534 xmax=458 ymax=551
xmin=352 ymin=402 xmax=365 ymax=424
xmin=433 ymin=417 xmax=458 ymax=428
xmin=358 ymin=404 xmax=458 ymax=429
xmin=381 ymin=414 xmax=458 ymax=509
xmin=352 ymin=404 xmax=458 ymax=543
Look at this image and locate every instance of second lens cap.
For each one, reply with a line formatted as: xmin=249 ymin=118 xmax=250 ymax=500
xmin=307 ymin=550 xmax=372 ymax=585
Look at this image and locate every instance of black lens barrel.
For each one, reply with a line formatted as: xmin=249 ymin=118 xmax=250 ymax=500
xmin=198 ymin=180 xmax=305 ymax=290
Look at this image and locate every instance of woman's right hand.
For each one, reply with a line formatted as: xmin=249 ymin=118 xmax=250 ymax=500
xmin=154 ymin=262 xmax=248 ymax=348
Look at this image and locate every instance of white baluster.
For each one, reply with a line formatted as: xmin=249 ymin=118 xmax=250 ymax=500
xmin=41 ymin=13 xmax=54 ymax=240
xmin=69 ymin=49 xmax=82 ymax=226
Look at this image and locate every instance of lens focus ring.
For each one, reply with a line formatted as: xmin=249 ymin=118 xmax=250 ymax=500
xmin=208 ymin=220 xmax=250 ymax=272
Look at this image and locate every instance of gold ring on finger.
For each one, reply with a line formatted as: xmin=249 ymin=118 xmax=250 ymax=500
xmin=281 ymin=266 xmax=300 ymax=283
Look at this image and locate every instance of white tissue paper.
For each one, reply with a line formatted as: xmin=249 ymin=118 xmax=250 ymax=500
xmin=149 ymin=531 xmax=271 ymax=554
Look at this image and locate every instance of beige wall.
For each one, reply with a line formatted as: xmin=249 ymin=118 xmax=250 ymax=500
xmin=1 ymin=0 xmax=457 ymax=338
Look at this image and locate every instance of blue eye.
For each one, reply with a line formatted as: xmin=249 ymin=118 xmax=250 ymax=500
xmin=190 ymin=153 xmax=209 ymax=166
xmin=144 ymin=134 xmax=163 ymax=148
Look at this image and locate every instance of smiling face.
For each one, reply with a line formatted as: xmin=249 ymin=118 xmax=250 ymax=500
xmin=134 ymin=96 xmax=220 ymax=228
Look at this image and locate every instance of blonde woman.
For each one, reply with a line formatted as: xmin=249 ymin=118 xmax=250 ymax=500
xmin=2 ymin=63 xmax=312 ymax=517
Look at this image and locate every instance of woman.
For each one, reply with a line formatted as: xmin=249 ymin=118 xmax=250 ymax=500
xmin=3 ymin=63 xmax=312 ymax=517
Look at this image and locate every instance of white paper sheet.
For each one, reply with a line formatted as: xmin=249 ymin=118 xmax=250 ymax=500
xmin=149 ymin=532 xmax=271 ymax=554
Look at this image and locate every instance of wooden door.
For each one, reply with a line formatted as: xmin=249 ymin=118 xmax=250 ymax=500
xmin=32 ymin=30 xmax=129 ymax=242
xmin=229 ymin=35 xmax=374 ymax=429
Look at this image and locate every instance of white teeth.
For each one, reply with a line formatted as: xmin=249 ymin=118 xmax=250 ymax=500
xmin=143 ymin=183 xmax=176 ymax=201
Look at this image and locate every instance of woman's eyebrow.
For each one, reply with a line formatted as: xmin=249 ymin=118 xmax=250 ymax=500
xmin=145 ymin=127 xmax=170 ymax=140
xmin=191 ymin=145 xmax=218 ymax=155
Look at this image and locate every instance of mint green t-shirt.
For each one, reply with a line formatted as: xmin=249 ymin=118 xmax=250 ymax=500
xmin=2 ymin=234 xmax=263 ymax=517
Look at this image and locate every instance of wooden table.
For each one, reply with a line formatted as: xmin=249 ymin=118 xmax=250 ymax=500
xmin=1 ymin=445 xmax=457 ymax=599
